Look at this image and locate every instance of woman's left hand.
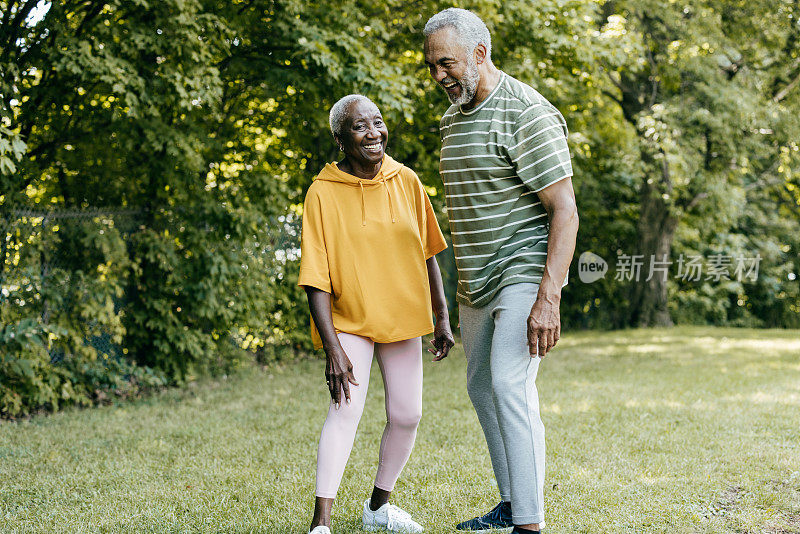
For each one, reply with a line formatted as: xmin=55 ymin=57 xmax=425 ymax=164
xmin=425 ymin=256 xmax=454 ymax=361
xmin=428 ymin=320 xmax=455 ymax=361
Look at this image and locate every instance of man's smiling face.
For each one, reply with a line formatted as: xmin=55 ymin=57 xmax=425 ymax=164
xmin=424 ymin=26 xmax=480 ymax=106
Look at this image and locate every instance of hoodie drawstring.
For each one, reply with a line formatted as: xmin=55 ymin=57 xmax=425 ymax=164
xmin=359 ymin=181 xmax=366 ymax=226
xmin=357 ymin=177 xmax=396 ymax=226
xmin=383 ymin=180 xmax=396 ymax=223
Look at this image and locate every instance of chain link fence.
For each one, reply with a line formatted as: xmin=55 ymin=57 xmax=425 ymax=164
xmin=0 ymin=207 xmax=146 ymax=361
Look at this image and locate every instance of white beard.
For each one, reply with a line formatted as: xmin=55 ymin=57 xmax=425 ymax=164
xmin=447 ymin=57 xmax=480 ymax=106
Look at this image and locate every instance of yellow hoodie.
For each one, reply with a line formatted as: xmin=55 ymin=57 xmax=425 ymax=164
xmin=298 ymin=154 xmax=447 ymax=349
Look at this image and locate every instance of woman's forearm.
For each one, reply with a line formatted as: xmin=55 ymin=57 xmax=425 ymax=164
xmin=304 ymin=286 xmax=342 ymax=351
xmin=425 ymin=256 xmax=449 ymax=322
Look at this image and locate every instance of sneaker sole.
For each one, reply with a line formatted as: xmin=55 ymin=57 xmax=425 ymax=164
xmin=364 ymin=525 xmax=423 ymax=533
xmin=456 ymin=527 xmax=513 ymax=533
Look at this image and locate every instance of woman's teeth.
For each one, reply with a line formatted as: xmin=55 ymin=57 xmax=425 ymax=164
xmin=364 ymin=143 xmax=382 ymax=152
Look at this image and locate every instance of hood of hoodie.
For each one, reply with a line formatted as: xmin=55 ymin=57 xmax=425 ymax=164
xmin=314 ymin=154 xmax=405 ymax=226
xmin=315 ymin=154 xmax=404 ymax=185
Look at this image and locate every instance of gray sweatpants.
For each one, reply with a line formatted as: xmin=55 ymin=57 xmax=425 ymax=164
xmin=459 ymin=282 xmax=545 ymax=525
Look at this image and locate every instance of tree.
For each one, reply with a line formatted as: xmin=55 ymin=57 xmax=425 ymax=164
xmin=592 ymin=0 xmax=800 ymax=325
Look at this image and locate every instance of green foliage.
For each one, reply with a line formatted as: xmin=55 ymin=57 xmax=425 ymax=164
xmin=0 ymin=318 xmax=67 ymax=417
xmin=0 ymin=312 xmax=165 ymax=418
xmin=2 ymin=0 xmax=282 ymax=413
xmin=122 ymin=206 xmax=279 ymax=379
xmin=0 ymin=212 xmax=167 ymax=417
xmin=555 ymin=0 xmax=800 ymax=326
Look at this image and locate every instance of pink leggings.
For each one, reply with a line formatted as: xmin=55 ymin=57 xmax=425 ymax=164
xmin=315 ymin=333 xmax=423 ymax=498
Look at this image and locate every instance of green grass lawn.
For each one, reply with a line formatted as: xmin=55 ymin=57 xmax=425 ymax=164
xmin=2 ymin=327 xmax=800 ymax=533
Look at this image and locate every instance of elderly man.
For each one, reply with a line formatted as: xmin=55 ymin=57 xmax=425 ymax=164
xmin=423 ymin=8 xmax=579 ymax=534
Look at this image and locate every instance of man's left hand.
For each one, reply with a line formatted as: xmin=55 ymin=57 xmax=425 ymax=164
xmin=527 ymin=293 xmax=561 ymax=358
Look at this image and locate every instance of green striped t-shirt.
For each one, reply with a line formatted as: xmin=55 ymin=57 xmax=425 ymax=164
xmin=439 ymin=72 xmax=573 ymax=307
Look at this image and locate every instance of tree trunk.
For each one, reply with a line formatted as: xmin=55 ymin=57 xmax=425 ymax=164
xmin=629 ymin=179 xmax=678 ymax=327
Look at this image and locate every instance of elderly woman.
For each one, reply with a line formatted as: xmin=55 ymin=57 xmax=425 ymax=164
xmin=299 ymin=94 xmax=454 ymax=534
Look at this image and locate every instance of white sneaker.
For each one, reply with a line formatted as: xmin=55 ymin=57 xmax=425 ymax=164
xmin=362 ymin=499 xmax=423 ymax=533
xmin=309 ymin=526 xmax=331 ymax=534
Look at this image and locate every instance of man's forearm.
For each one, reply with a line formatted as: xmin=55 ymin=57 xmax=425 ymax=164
xmin=538 ymin=203 xmax=579 ymax=300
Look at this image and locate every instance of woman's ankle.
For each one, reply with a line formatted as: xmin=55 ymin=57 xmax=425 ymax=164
xmin=311 ymin=495 xmax=334 ymax=528
xmin=369 ymin=486 xmax=391 ymax=510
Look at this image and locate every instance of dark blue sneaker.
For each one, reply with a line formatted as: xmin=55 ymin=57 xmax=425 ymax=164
xmin=456 ymin=501 xmax=513 ymax=531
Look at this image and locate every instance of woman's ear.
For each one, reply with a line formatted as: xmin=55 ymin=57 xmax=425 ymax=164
xmin=333 ymin=134 xmax=343 ymax=152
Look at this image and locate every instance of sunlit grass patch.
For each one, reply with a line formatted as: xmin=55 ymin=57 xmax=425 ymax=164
xmin=1 ymin=326 xmax=799 ymax=533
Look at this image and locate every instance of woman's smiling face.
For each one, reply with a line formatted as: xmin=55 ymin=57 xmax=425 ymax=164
xmin=337 ymin=100 xmax=388 ymax=166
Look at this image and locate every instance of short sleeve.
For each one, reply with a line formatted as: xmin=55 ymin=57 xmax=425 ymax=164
xmin=408 ymin=170 xmax=447 ymax=259
xmin=297 ymin=186 xmax=332 ymax=293
xmin=422 ymin=192 xmax=447 ymax=259
xmin=507 ymin=106 xmax=573 ymax=192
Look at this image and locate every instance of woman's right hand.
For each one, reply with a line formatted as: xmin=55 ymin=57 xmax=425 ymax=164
xmin=324 ymin=345 xmax=359 ymax=408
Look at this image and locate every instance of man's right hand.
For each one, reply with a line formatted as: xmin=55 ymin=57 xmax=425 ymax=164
xmin=324 ymin=345 xmax=358 ymax=408
xmin=527 ymin=291 xmax=561 ymax=358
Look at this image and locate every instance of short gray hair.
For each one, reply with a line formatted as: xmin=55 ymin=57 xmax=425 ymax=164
xmin=423 ymin=8 xmax=492 ymax=60
xmin=328 ymin=94 xmax=379 ymax=137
